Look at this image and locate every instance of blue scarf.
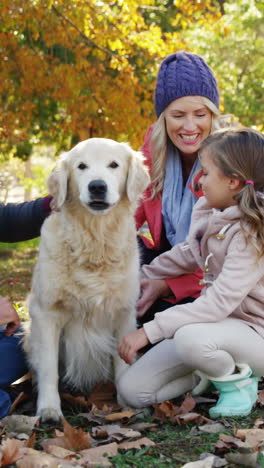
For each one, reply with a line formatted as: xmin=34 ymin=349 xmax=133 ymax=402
xmin=162 ymin=142 xmax=201 ymax=246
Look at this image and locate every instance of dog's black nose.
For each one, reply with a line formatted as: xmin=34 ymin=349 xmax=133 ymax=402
xmin=88 ymin=180 xmax=107 ymax=196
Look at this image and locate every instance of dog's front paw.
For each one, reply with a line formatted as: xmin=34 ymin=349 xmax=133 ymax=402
xmin=38 ymin=407 xmax=63 ymax=424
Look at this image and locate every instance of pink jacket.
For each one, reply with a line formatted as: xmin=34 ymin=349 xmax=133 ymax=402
xmin=142 ymin=197 xmax=264 ymax=343
xmin=136 ymin=125 xmax=203 ymax=302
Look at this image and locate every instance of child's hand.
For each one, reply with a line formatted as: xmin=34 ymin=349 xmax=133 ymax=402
xmin=0 ymin=297 xmax=20 ymax=336
xmin=118 ymin=328 xmax=149 ymax=365
xmin=137 ymin=278 xmax=170 ymax=317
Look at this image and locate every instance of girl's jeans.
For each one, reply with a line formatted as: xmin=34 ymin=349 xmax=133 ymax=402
xmin=117 ymin=318 xmax=264 ymax=408
xmin=0 ymin=326 xmax=28 ymax=418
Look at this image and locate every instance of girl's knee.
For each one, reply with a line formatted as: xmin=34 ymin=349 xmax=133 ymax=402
xmin=174 ymin=325 xmax=213 ymax=363
xmin=117 ymin=372 xmax=154 ymax=409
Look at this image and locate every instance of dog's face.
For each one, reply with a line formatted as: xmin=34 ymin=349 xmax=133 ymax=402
xmin=48 ymin=138 xmax=150 ymax=214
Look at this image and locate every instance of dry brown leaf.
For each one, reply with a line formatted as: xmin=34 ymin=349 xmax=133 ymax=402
xmin=214 ymin=439 xmax=233 ymax=453
xmin=214 ymin=433 xmax=246 ymax=453
xmin=152 ymin=400 xmax=179 ymax=421
xmin=42 ymin=419 xmax=91 ymax=452
xmin=25 ymin=432 xmax=37 ymax=449
xmin=0 ymin=438 xmax=24 ymax=466
xmin=152 ymin=394 xmax=198 ymax=424
xmin=181 ymin=456 xmax=215 ymax=467
xmin=45 ymin=444 xmax=78 ymax=459
xmin=253 ymin=418 xmax=264 ymax=428
xmin=61 ymin=383 xmax=117 ymax=411
xmin=1 ymin=415 xmax=39 ymax=437
xmin=79 ymin=441 xmax=118 ymax=466
xmin=105 ymin=410 xmax=136 ymax=422
xmin=91 ymin=423 xmax=141 ymax=442
xmin=16 ymin=452 xmax=66 ymax=468
xmin=118 ymin=437 xmax=155 ymax=450
xmin=129 ymin=422 xmax=158 ymax=432
xmin=61 ymin=393 xmax=92 ymax=409
xmin=86 ymin=382 xmax=117 ymax=408
xmin=199 ymin=423 xmax=226 ymax=434
xmin=62 ymin=418 xmax=92 ymax=451
xmin=225 ymin=451 xmax=258 ymax=467
xmin=176 ymin=412 xmax=211 ymax=426
xmin=41 ymin=437 xmax=69 ymax=452
xmin=257 ymin=390 xmax=264 ymax=406
xmin=179 ymin=392 xmax=197 ymax=413
xmin=236 ymin=428 xmax=264 ymax=449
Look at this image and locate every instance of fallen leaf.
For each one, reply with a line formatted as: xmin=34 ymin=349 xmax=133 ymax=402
xmin=1 ymin=415 xmax=39 ymax=437
xmin=86 ymin=382 xmax=117 ymax=408
xmin=91 ymin=424 xmax=141 ymax=442
xmin=61 ymin=393 xmax=92 ymax=409
xmin=62 ymin=418 xmax=92 ymax=451
xmin=45 ymin=444 xmax=78 ymax=459
xmin=176 ymin=412 xmax=211 ymax=426
xmin=42 ymin=418 xmax=91 ymax=452
xmin=16 ymin=452 xmax=76 ymax=468
xmin=181 ymin=455 xmax=215 ymax=467
xmin=129 ymin=422 xmax=158 ymax=432
xmin=214 ymin=433 xmax=246 ymax=452
xmin=179 ymin=393 xmax=197 ymax=413
xmin=253 ymin=418 xmax=264 ymax=428
xmin=152 ymin=400 xmax=179 ymax=421
xmin=199 ymin=423 xmax=226 ymax=434
xmin=79 ymin=441 xmax=118 ymax=466
xmin=257 ymin=390 xmax=264 ymax=406
xmin=0 ymin=438 xmax=24 ymax=466
xmin=118 ymin=437 xmax=155 ymax=450
xmin=225 ymin=451 xmax=258 ymax=467
xmin=105 ymin=410 xmax=136 ymax=422
xmin=200 ymin=452 xmax=227 ymax=467
xmin=243 ymin=429 xmax=264 ymax=449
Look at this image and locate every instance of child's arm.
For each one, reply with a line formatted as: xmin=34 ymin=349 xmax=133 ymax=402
xmin=142 ymin=240 xmax=199 ymax=280
xmin=143 ymin=233 xmax=264 ymax=345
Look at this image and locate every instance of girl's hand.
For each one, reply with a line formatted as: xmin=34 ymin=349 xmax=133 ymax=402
xmin=118 ymin=328 xmax=149 ymax=365
xmin=137 ymin=278 xmax=171 ymax=317
xmin=0 ymin=297 xmax=20 ymax=336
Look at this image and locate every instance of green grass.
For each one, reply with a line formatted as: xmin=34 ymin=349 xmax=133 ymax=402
xmin=1 ymin=240 xmax=263 ymax=467
xmin=0 ymin=238 xmax=39 ymax=320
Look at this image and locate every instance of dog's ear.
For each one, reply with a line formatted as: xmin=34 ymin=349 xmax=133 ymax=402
xmin=126 ymin=148 xmax=150 ymax=201
xmin=47 ymin=154 xmax=69 ymax=209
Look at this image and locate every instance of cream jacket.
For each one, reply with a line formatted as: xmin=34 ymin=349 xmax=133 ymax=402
xmin=143 ymin=197 xmax=264 ymax=344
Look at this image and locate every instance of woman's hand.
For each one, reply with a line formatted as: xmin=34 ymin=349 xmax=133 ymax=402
xmin=137 ymin=278 xmax=171 ymax=317
xmin=118 ymin=328 xmax=149 ymax=365
xmin=0 ymin=296 xmax=20 ymax=336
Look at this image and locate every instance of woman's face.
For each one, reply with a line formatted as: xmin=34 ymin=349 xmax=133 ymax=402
xmin=164 ymin=96 xmax=212 ymax=159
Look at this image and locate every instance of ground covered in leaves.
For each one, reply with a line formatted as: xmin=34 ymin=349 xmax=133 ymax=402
xmin=1 ymin=240 xmax=264 ymax=467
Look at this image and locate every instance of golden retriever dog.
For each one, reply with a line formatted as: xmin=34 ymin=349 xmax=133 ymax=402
xmin=27 ymin=138 xmax=150 ymax=422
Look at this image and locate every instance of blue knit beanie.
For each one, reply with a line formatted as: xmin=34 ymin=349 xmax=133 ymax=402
xmin=154 ymin=51 xmax=219 ymax=117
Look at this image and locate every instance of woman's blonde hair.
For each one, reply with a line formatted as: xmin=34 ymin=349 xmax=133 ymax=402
xmin=149 ymin=97 xmax=228 ymax=197
xmin=200 ymin=127 xmax=264 ymax=257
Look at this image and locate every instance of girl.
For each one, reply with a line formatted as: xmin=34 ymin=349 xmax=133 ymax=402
xmin=118 ymin=127 xmax=264 ymax=418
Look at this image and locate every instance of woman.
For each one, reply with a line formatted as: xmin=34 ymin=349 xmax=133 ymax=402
xmin=136 ymin=51 xmax=225 ymax=324
xmin=0 ymin=195 xmax=51 ymax=417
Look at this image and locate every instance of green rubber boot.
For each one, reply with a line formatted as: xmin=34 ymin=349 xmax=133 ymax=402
xmin=208 ymin=364 xmax=258 ymax=419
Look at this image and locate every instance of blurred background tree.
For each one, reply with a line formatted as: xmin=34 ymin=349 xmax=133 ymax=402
xmin=0 ymin=0 xmax=262 ymax=182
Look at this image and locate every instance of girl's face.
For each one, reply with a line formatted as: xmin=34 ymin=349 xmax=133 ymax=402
xmin=164 ymin=96 xmax=212 ymax=159
xmin=200 ymin=149 xmax=240 ymax=210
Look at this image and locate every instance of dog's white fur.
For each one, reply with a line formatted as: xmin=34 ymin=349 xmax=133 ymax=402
xmin=27 ymin=138 xmax=150 ymax=422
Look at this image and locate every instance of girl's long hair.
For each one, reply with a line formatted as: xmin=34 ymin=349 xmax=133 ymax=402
xmin=201 ymin=128 xmax=264 ymax=257
xmin=149 ymin=97 xmax=230 ymax=198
